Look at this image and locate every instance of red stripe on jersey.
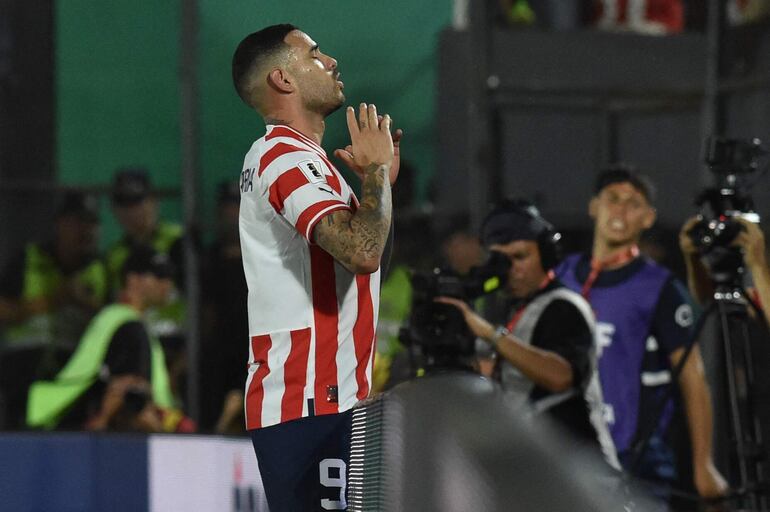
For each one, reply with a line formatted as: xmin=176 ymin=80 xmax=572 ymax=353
xmin=245 ymin=334 xmax=272 ymax=429
xmin=318 ymin=154 xmax=342 ymax=195
xmin=296 ymin=200 xmax=351 ymax=241
xmin=266 ymin=125 xmax=323 ymax=153
xmin=310 ymin=245 xmax=340 ymax=416
xmin=281 ymin=327 xmax=311 ymax=422
xmin=264 ymin=127 xmax=340 ymax=195
xmin=267 ymin=167 xmax=308 ymax=213
xmin=258 ymin=142 xmax=307 ymax=177
xmin=352 ymin=274 xmax=375 ymax=399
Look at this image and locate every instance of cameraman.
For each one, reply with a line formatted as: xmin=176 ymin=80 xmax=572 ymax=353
xmin=681 ymin=215 xmax=770 ymax=327
xmin=437 ymin=200 xmax=618 ymax=467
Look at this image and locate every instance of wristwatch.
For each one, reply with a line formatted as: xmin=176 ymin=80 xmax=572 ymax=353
xmin=490 ymin=325 xmax=509 ymax=349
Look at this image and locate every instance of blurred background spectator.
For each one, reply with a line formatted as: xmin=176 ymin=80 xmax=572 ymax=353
xmin=439 ymin=219 xmax=485 ymax=277
xmin=199 ymin=180 xmax=248 ymax=432
xmin=26 ymin=246 xmax=185 ymax=432
xmin=0 ymin=190 xmax=106 ymax=429
xmin=107 ymin=168 xmax=189 ymax=407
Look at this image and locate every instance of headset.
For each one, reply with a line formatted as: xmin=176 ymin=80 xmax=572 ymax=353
xmin=480 ymin=199 xmax=563 ymax=271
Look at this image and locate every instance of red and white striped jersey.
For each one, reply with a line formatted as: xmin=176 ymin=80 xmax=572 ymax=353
xmin=238 ymin=124 xmax=380 ymax=430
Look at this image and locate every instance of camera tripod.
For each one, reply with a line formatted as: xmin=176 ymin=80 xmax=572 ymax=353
xmin=624 ymin=275 xmax=770 ymax=511
xmin=699 ymin=281 xmax=769 ymax=511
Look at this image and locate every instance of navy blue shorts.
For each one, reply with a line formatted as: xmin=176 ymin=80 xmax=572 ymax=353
xmin=250 ymin=410 xmax=353 ymax=512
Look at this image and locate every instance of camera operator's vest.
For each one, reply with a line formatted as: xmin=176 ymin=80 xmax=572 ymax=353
xmin=500 ymin=287 xmax=618 ymax=467
xmin=26 ymin=303 xmax=173 ymax=429
xmin=558 ymin=254 xmax=672 ymax=453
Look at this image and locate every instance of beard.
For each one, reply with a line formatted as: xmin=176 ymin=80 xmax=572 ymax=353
xmin=305 ymin=91 xmax=344 ymax=117
xmin=299 ymin=77 xmax=345 ymax=118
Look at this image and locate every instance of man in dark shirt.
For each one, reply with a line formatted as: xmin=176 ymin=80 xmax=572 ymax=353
xmin=438 ymin=199 xmax=618 ymax=467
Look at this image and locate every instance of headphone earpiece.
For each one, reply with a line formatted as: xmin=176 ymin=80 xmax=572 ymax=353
xmin=481 ymin=199 xmax=563 ymax=272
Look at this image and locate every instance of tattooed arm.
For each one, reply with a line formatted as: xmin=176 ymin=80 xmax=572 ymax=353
xmin=314 ymin=164 xmax=392 ymax=274
xmin=313 ymin=103 xmax=394 ymax=274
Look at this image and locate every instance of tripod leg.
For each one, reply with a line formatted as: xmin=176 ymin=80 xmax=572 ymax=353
xmin=719 ymin=301 xmax=753 ymax=508
xmin=737 ymin=318 xmax=768 ymax=510
xmin=719 ymin=301 xmax=768 ymax=511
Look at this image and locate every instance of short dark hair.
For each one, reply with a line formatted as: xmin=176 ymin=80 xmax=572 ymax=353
xmin=232 ymin=24 xmax=297 ymax=107
xmin=55 ymin=190 xmax=99 ymax=222
xmin=594 ymin=164 xmax=656 ymax=204
xmin=111 ymin=167 xmax=152 ymax=206
xmin=121 ymin=245 xmax=175 ymax=287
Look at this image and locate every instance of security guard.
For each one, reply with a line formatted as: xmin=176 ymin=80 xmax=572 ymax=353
xmin=106 ymin=168 xmax=188 ymax=405
xmin=0 ymin=191 xmax=107 ymax=428
xmin=27 ymin=246 xmax=175 ymax=429
xmin=0 ymin=190 xmax=106 ymax=353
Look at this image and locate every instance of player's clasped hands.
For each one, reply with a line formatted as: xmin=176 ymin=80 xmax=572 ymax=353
xmin=335 ymin=103 xmax=403 ymax=185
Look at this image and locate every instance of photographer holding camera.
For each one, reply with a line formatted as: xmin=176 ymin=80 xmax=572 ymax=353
xmin=681 ymin=215 xmax=770 ymax=327
xmin=436 ymin=200 xmax=618 ymax=466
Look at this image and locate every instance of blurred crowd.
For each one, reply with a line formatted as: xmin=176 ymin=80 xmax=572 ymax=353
xmin=0 ymin=168 xmax=246 ymax=435
xmin=492 ymin=0 xmax=770 ymax=33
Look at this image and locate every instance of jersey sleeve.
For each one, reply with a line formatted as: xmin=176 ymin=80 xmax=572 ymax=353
xmin=650 ymin=277 xmax=696 ymax=355
xmin=531 ymin=299 xmax=593 ymax=388
xmin=260 ymin=148 xmax=351 ymax=241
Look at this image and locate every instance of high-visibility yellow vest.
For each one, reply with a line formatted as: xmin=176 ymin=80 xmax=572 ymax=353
xmin=105 ymin=222 xmax=185 ymax=337
xmin=106 ymin=222 xmax=183 ymax=291
xmin=26 ymin=303 xmax=173 ymax=429
xmin=4 ymin=243 xmax=107 ymax=350
xmin=372 ymin=265 xmax=412 ymax=392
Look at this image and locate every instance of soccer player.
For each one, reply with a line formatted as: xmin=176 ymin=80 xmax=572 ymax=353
xmin=232 ymin=24 xmax=401 ymax=511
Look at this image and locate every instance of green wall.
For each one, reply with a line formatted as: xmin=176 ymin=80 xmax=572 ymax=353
xmin=56 ymin=0 xmax=452 ymax=245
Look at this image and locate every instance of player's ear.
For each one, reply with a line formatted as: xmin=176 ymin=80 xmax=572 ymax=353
xmin=267 ymin=68 xmax=294 ymax=94
xmin=588 ymin=196 xmax=599 ymax=219
xmin=642 ymin=206 xmax=657 ymax=230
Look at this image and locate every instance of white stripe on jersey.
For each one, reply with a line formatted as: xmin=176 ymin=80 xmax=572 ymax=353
xmin=259 ymin=330 xmax=291 ymax=428
xmin=244 ymin=363 xmax=257 ymax=428
xmin=336 ymin=263 xmax=360 ymax=410
xmin=366 ymin=273 xmax=381 ymax=380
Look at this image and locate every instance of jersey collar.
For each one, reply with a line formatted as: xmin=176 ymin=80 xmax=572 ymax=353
xmin=266 ymin=124 xmax=327 ymax=156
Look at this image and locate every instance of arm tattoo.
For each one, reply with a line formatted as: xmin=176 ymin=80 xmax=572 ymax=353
xmin=314 ymin=163 xmax=392 ymax=272
xmin=351 ymin=164 xmax=392 ymax=260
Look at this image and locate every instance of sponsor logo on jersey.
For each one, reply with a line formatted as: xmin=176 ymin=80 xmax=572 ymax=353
xmin=298 ymin=159 xmax=327 ymax=184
